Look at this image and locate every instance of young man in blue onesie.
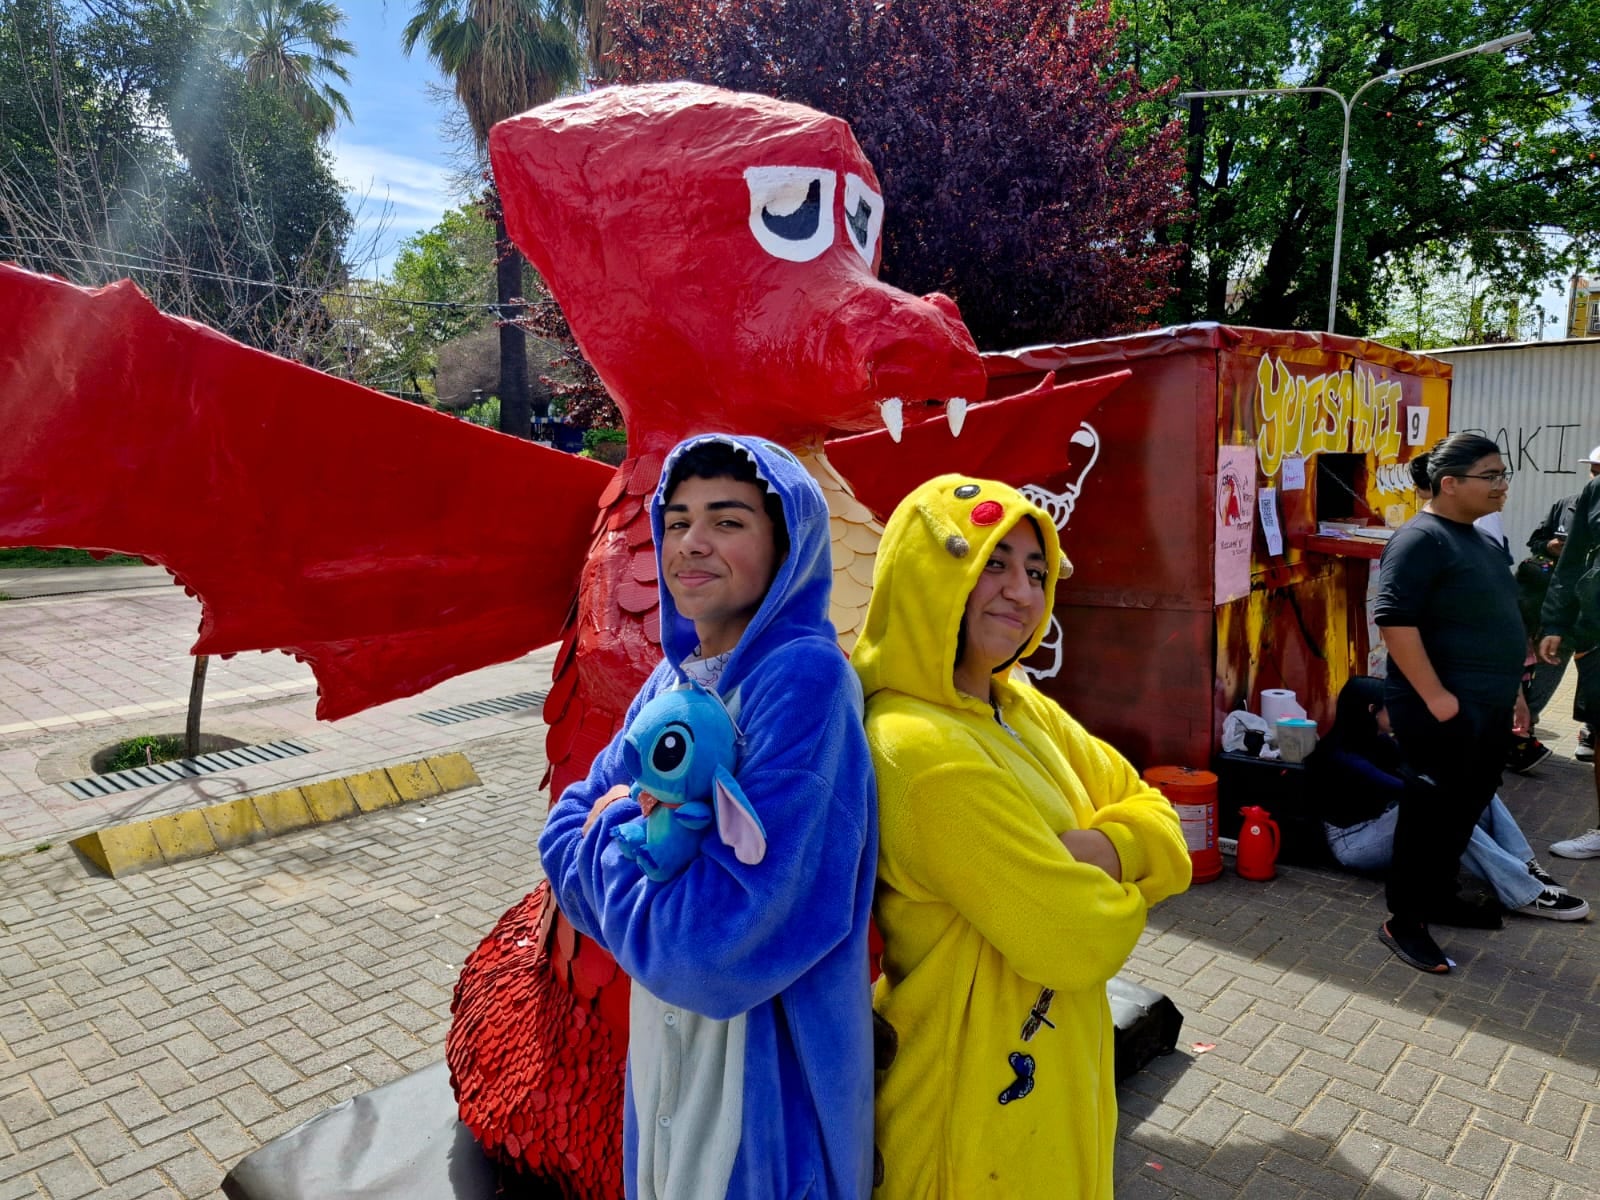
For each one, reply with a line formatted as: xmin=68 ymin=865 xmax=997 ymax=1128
xmin=539 ymin=433 xmax=877 ymax=1200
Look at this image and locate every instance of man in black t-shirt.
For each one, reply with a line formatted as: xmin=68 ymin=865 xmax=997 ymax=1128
xmin=1375 ymin=434 xmax=1525 ymax=973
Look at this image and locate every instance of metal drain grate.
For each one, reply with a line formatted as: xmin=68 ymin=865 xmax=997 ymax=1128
xmin=60 ymin=739 xmax=316 ymax=799
xmin=413 ymin=691 xmax=548 ymax=727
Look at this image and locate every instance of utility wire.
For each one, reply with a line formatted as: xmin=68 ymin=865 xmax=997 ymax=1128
xmin=0 ymin=233 xmax=511 ymax=312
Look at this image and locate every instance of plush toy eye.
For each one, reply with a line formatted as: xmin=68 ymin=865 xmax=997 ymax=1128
xmin=650 ymin=724 xmax=692 ymax=777
xmin=746 ymin=166 xmax=836 ymax=263
xmin=842 ymin=173 xmax=883 ymax=266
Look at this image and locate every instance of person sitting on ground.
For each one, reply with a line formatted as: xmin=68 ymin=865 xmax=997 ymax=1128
xmin=1307 ymin=676 xmax=1588 ymax=921
xmin=851 ymin=475 xmax=1191 ymax=1199
xmin=539 ymin=434 xmax=877 ymax=1200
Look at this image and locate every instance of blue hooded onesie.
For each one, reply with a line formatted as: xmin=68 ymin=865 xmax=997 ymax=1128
xmin=538 ymin=434 xmax=878 ymax=1200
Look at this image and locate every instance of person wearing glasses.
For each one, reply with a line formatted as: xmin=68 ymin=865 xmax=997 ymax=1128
xmin=1375 ymin=433 xmax=1528 ymax=972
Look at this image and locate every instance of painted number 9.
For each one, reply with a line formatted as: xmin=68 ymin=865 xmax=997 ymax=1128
xmin=1405 ymin=406 xmax=1428 ymax=447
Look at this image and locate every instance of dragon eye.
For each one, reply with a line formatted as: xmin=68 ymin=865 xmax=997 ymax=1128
xmin=842 ymin=173 xmax=883 ymax=266
xmin=651 ymin=728 xmax=689 ymax=776
xmin=746 ymin=166 xmax=836 ymax=263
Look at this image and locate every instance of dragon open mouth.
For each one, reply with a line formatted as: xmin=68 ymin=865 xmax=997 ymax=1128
xmin=876 ymin=396 xmax=969 ymax=444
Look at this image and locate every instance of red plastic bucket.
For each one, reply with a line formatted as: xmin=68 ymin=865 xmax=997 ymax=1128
xmin=1142 ymin=766 xmax=1221 ymax=884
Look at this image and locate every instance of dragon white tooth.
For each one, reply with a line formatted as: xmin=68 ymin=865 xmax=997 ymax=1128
xmin=945 ymin=397 xmax=968 ymax=438
xmin=880 ymin=398 xmax=904 ymax=443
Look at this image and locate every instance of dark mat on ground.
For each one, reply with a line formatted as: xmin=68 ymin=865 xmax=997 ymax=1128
xmin=224 ymin=977 xmax=1186 ymax=1198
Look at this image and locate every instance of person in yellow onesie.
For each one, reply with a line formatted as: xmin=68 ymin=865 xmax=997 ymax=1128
xmin=851 ymin=474 xmax=1192 ymax=1199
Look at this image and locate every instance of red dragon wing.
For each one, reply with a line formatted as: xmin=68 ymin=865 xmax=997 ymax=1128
xmin=0 ymin=263 xmax=614 ymax=719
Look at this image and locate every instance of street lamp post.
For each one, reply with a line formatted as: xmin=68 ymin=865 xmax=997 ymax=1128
xmin=1180 ymin=31 xmax=1532 ymax=333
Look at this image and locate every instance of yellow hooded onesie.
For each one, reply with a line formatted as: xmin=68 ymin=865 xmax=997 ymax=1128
xmin=852 ymin=475 xmax=1191 ymax=1199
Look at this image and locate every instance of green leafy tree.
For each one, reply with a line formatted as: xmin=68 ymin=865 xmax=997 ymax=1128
xmin=331 ymin=205 xmax=497 ymax=396
xmin=403 ymin=0 xmax=585 ymax=440
xmin=0 ymin=0 xmax=353 ymax=357
xmin=205 ymin=0 xmax=356 ymax=138
xmin=1372 ymin=255 xmax=1549 ymax=349
xmin=1115 ymin=0 xmax=1600 ymax=333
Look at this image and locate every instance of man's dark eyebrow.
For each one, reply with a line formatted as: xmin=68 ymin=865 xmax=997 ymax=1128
xmin=662 ymin=499 xmax=759 ymax=514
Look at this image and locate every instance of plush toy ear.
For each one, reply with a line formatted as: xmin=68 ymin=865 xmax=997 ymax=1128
xmin=713 ymin=766 xmax=766 ymax=865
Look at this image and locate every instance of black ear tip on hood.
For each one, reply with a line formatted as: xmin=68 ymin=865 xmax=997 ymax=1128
xmin=945 ymin=535 xmax=970 ymax=559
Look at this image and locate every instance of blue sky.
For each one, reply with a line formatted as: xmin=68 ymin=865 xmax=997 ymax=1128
xmin=328 ymin=5 xmax=459 ymax=279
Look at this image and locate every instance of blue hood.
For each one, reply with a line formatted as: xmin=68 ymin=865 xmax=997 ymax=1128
xmin=651 ymin=434 xmax=836 ymax=694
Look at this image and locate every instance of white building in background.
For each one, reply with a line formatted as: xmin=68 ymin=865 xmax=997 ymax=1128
xmin=1434 ymin=337 xmax=1600 ymax=548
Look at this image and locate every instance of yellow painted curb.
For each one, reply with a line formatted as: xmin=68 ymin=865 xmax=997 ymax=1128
xmin=253 ymin=789 xmax=315 ymax=836
xmin=69 ymin=753 xmax=482 ymax=878
xmin=345 ymin=768 xmax=403 ymax=813
xmin=301 ymin=778 xmax=359 ymax=823
xmin=203 ymin=797 xmax=269 ymax=849
xmin=147 ymin=809 xmax=218 ymax=862
xmin=71 ymin=821 xmax=164 ymax=877
xmin=425 ymin=752 xmax=481 ymax=792
xmin=387 ymin=759 xmax=442 ymax=802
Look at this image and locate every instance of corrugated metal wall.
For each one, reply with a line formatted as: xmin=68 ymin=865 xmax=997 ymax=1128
xmin=1434 ymin=339 xmax=1600 ymax=552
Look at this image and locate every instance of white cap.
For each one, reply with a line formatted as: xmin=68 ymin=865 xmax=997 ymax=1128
xmin=1581 ymin=444 xmax=1600 ymax=465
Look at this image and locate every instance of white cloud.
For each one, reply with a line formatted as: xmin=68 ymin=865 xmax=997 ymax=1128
xmin=330 ymin=138 xmax=458 ymax=274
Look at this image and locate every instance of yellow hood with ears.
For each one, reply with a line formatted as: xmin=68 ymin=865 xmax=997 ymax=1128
xmin=851 ymin=474 xmax=1071 ymax=708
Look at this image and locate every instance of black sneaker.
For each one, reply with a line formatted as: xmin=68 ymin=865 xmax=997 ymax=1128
xmin=1526 ymin=859 xmax=1566 ymax=893
xmin=1506 ymin=736 xmax=1553 ymax=774
xmin=1379 ymin=921 xmax=1451 ymax=973
xmin=1577 ymin=726 xmax=1594 ymax=763
xmin=1513 ymin=888 xmax=1590 ymax=921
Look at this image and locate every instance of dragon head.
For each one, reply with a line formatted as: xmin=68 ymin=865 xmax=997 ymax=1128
xmin=490 ymin=82 xmax=986 ymax=453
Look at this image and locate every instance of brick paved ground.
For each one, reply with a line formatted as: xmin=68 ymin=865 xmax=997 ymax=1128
xmin=1 ymin=575 xmax=1597 ymax=1197
xmin=0 ymin=576 xmax=554 ymax=849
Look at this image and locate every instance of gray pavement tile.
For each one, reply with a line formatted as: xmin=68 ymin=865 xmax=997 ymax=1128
xmin=1490 ymin=1167 xmax=1562 ymax=1200
xmin=34 ymin=1155 xmax=102 ymax=1200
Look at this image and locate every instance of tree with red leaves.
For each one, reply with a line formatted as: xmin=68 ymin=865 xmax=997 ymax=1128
xmin=609 ymin=0 xmax=1188 ymax=349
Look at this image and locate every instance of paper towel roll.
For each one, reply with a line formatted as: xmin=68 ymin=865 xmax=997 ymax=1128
xmin=1260 ymin=688 xmax=1306 ymax=727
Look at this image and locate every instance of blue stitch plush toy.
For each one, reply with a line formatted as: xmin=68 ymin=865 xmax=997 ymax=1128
xmin=613 ymin=685 xmax=768 ymax=883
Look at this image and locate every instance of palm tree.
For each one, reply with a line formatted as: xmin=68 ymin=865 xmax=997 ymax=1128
xmin=403 ymin=0 xmax=584 ymax=441
xmin=209 ymin=0 xmax=355 ymax=138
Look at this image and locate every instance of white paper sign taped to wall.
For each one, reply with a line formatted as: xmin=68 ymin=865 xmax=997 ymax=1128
xmin=1258 ymin=487 xmax=1284 ymax=556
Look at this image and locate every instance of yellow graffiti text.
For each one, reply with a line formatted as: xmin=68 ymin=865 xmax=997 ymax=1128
xmin=1256 ymin=354 xmax=1404 ymax=478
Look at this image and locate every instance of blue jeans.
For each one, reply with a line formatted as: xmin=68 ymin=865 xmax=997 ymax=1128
xmin=1325 ymin=795 xmax=1541 ymax=909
